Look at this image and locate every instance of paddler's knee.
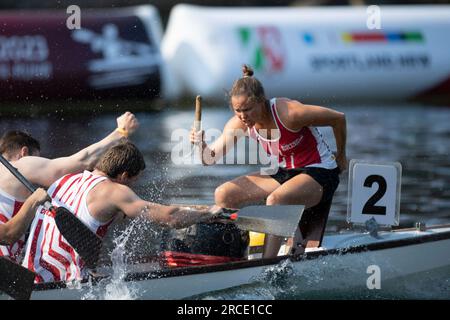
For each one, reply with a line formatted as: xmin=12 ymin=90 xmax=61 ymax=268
xmin=214 ymin=183 xmax=238 ymax=208
xmin=266 ymin=192 xmax=283 ymax=206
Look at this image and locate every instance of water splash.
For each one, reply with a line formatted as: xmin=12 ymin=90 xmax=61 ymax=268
xmin=195 ymin=259 xmax=297 ymax=300
xmin=102 ymin=218 xmax=140 ymax=300
xmin=82 ymin=216 xmax=163 ymax=300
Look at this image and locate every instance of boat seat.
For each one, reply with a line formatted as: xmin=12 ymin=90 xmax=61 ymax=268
xmin=291 ymin=198 xmax=332 ymax=255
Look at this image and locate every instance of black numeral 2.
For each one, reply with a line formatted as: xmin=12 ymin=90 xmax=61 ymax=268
xmin=362 ymin=175 xmax=387 ymax=215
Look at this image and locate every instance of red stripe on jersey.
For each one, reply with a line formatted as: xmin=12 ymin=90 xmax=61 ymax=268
xmin=52 ymin=174 xmax=75 ymax=199
xmin=74 ymin=176 xmax=102 ymax=215
xmin=34 ymin=273 xmax=44 ymax=284
xmin=38 ymin=223 xmax=61 ymax=281
xmin=27 ymin=219 xmax=44 ymax=272
xmin=61 ymin=177 xmax=82 ymax=204
xmin=39 ymin=258 xmax=61 ymax=282
xmin=69 ymin=174 xmax=94 ymax=210
xmin=58 ymin=234 xmax=77 ymax=280
xmin=12 ymin=240 xmax=25 ymax=261
xmin=68 ymin=176 xmax=89 ymax=206
xmin=47 ymin=226 xmax=71 ymax=273
xmin=0 ymin=213 xmax=8 ymax=224
xmin=0 ymin=244 xmax=12 ymax=257
xmin=12 ymin=201 xmax=24 ymax=218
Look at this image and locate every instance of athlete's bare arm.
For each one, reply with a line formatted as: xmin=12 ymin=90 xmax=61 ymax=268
xmin=190 ymin=115 xmax=247 ymax=165
xmin=284 ymin=99 xmax=347 ymax=171
xmin=15 ymin=112 xmax=139 ymax=187
xmin=0 ymin=188 xmax=49 ymax=245
xmin=94 ymin=183 xmax=221 ymax=229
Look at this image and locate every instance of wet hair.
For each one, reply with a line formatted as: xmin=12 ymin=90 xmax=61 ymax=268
xmin=229 ymin=65 xmax=266 ymax=104
xmin=95 ymin=142 xmax=146 ymax=179
xmin=0 ymin=130 xmax=40 ymax=158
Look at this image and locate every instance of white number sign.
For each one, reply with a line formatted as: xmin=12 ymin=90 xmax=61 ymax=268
xmin=347 ymin=160 xmax=402 ymax=226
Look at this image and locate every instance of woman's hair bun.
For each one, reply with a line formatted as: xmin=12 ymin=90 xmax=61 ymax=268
xmin=242 ymin=64 xmax=254 ymax=78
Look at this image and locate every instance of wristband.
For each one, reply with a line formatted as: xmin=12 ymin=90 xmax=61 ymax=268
xmin=116 ymin=127 xmax=128 ymax=138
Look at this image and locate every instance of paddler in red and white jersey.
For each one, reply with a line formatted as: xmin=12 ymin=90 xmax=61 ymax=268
xmin=0 ymin=188 xmax=49 ymax=246
xmin=190 ymin=65 xmax=347 ymax=258
xmin=22 ymin=142 xmax=221 ymax=283
xmin=0 ymin=112 xmax=138 ymax=263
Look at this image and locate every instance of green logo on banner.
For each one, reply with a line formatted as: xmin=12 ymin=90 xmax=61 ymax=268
xmin=237 ymin=26 xmax=285 ymax=74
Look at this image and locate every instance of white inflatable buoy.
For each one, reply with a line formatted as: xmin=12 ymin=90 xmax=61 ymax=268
xmin=161 ymin=4 xmax=450 ymax=102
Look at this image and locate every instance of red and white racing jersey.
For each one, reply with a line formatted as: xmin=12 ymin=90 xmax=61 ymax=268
xmin=22 ymin=171 xmax=113 ymax=283
xmin=0 ymin=188 xmax=25 ymax=262
xmin=248 ymin=98 xmax=337 ymax=170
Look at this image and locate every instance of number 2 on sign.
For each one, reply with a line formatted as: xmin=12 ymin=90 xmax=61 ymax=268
xmin=362 ymin=175 xmax=387 ymax=215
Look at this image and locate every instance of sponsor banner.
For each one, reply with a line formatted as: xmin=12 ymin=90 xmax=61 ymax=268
xmin=0 ymin=6 xmax=162 ymax=100
xmin=162 ymin=5 xmax=450 ymax=102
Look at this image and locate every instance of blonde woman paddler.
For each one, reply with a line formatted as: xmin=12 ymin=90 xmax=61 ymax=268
xmin=190 ymin=65 xmax=347 ymax=258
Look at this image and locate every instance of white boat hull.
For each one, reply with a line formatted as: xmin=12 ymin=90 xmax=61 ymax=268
xmin=2 ymin=226 xmax=449 ymax=300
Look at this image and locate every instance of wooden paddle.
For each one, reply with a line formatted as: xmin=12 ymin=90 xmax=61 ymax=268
xmin=0 ymin=257 xmax=35 ymax=300
xmin=188 ymin=95 xmax=203 ymax=163
xmin=0 ymin=154 xmax=101 ymax=270
xmin=217 ymin=205 xmax=304 ymax=238
xmin=194 ymin=95 xmax=202 ymax=133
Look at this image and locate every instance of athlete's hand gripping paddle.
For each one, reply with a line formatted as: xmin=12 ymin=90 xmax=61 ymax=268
xmin=0 ymin=154 xmax=101 ymax=272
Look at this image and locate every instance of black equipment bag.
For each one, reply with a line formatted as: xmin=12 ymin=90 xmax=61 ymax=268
xmin=162 ymin=223 xmax=249 ymax=258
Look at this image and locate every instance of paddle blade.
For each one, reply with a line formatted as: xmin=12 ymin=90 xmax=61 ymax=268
xmin=54 ymin=207 xmax=102 ymax=269
xmin=227 ymin=205 xmax=304 ymax=238
xmin=0 ymin=257 xmax=35 ymax=300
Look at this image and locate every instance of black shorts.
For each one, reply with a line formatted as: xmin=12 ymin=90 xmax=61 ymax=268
xmin=270 ymin=166 xmax=340 ymax=203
